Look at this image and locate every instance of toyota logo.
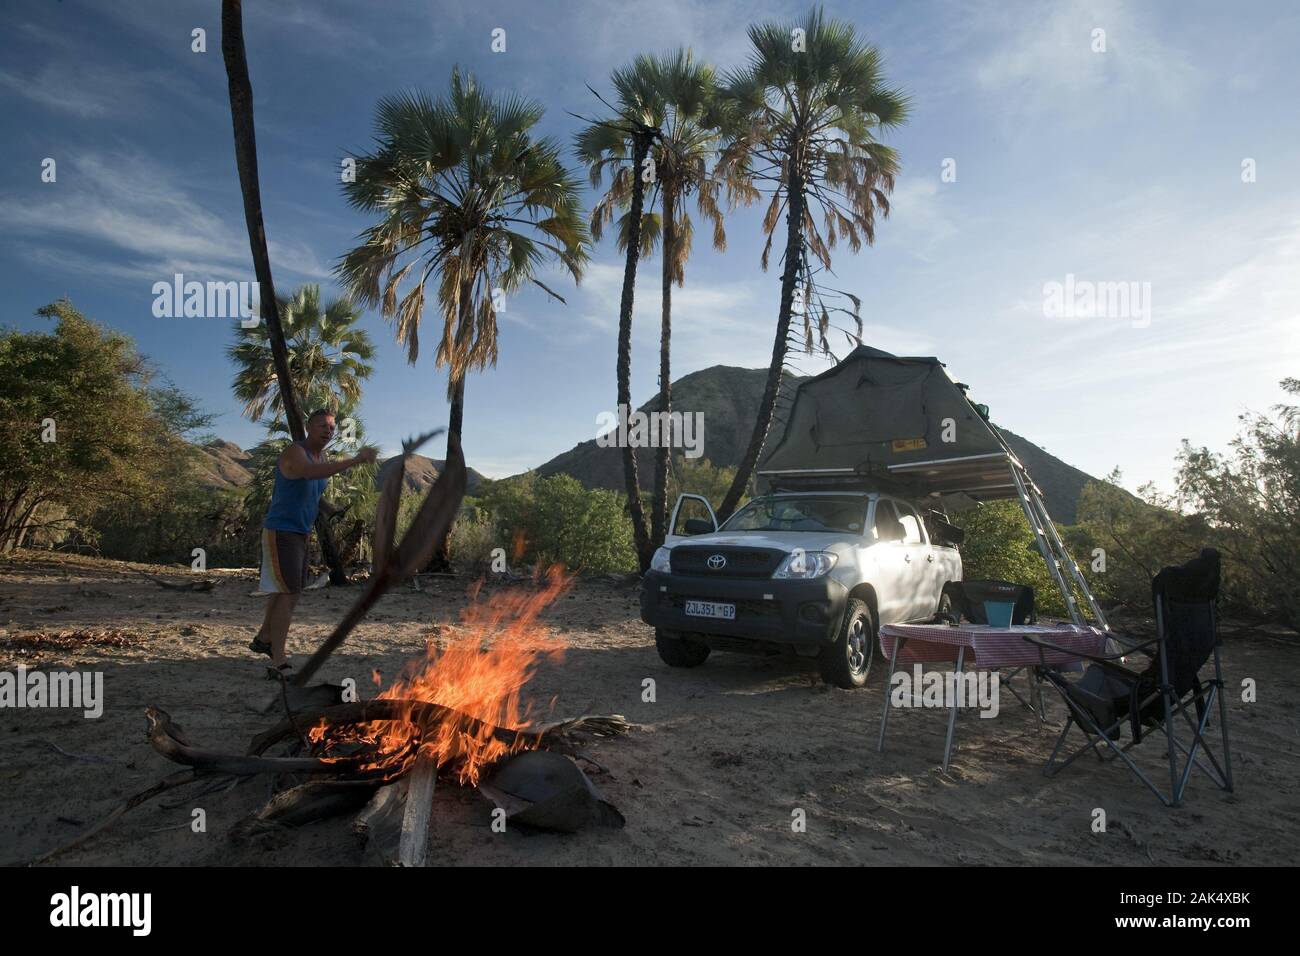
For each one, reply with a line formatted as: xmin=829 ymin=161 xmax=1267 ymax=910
xmin=707 ymin=554 xmax=727 ymax=570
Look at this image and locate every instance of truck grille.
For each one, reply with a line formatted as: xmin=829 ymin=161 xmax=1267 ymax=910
xmin=669 ymin=546 xmax=786 ymax=578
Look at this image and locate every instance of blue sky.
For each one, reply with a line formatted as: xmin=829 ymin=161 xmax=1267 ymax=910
xmin=2 ymin=0 xmax=1297 ymax=494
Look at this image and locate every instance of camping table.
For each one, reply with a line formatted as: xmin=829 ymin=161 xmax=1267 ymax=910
xmin=875 ymin=622 xmax=1109 ymax=772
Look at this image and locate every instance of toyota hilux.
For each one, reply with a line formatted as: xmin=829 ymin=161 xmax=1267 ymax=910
xmin=640 ymin=490 xmax=963 ymax=688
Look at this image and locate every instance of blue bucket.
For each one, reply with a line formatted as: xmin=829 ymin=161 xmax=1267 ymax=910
xmin=983 ymin=600 xmax=1015 ymax=629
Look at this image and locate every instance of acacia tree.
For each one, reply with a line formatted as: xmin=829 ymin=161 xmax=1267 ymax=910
xmin=1176 ymin=379 xmax=1300 ymax=630
xmin=716 ymin=7 xmax=908 ymax=519
xmin=0 ymin=302 xmax=191 ymax=552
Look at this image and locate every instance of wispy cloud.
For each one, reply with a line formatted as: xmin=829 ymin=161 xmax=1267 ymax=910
xmin=972 ymin=0 xmax=1200 ymax=119
xmin=0 ymin=152 xmax=329 ymax=284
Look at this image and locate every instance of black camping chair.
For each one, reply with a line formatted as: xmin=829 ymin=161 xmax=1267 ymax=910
xmin=935 ymin=580 xmax=1042 ymax=717
xmin=1024 ymin=549 xmax=1233 ymax=807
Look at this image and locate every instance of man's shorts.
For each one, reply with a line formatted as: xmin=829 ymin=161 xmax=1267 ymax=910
xmin=260 ymin=528 xmax=309 ymax=594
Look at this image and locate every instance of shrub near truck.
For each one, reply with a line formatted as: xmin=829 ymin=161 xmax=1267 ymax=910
xmin=640 ymin=490 xmax=962 ymax=688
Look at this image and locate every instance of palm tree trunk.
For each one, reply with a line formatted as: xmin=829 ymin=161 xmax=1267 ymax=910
xmin=222 ymin=0 xmax=346 ymax=584
xmin=619 ymin=132 xmax=654 ymax=570
xmin=429 ymin=280 xmax=472 ymax=573
xmin=426 ymin=373 xmax=465 ymax=573
xmin=717 ymin=167 xmax=806 ymax=521
xmin=651 ymin=181 xmax=676 ymax=548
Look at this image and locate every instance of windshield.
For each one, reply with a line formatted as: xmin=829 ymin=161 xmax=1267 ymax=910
xmin=719 ymin=496 xmax=868 ymax=534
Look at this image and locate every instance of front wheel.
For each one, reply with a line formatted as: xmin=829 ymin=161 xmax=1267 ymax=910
xmin=818 ymin=598 xmax=876 ymax=689
xmin=655 ymin=628 xmax=711 ymax=667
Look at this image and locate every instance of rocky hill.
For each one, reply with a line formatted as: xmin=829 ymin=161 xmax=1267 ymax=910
xmin=193 ymin=440 xmax=484 ymax=496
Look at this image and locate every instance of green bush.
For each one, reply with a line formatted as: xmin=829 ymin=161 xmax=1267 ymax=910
xmin=476 ymin=473 xmax=637 ymax=573
xmin=448 ymin=502 xmax=500 ymax=572
xmin=955 ymin=500 xmax=1071 ymax=617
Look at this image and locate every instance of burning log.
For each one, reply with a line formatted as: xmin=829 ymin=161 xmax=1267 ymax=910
xmin=146 ymin=706 xmax=414 ymax=780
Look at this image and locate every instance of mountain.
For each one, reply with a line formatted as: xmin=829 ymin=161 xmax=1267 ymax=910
xmin=532 ymin=364 xmax=1098 ymax=524
xmin=193 ymin=440 xmax=485 ymax=496
xmin=194 ymin=439 xmax=253 ymax=490
xmin=375 ymin=455 xmax=486 ymax=495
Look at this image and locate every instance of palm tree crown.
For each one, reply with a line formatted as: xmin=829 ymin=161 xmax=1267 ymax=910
xmin=228 ymin=284 xmax=375 ymax=425
xmin=338 ymin=68 xmax=589 ymax=393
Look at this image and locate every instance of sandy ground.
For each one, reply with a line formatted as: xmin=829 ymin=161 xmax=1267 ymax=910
xmin=1 ymin=550 xmax=1297 ymax=867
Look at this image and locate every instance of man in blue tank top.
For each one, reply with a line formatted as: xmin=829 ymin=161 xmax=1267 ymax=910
xmin=250 ymin=409 xmax=377 ymax=676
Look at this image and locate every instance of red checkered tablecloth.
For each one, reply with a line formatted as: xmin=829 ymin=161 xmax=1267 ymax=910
xmin=878 ymin=622 xmax=1108 ymax=668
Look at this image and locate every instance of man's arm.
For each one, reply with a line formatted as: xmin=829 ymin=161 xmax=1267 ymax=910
xmin=280 ymin=444 xmax=378 ymax=480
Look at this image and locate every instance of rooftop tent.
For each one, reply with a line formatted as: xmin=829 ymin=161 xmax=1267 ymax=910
xmin=756 ymin=345 xmax=1110 ymax=628
xmin=758 ymin=345 xmax=1019 ymax=502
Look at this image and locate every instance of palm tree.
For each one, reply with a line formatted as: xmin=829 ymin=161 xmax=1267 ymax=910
xmin=574 ymin=57 xmax=661 ymax=569
xmin=578 ymin=52 xmax=752 ymax=561
xmin=339 ymin=68 xmax=589 ymax=565
xmin=221 ymin=0 xmax=350 ymax=584
xmin=228 ymin=284 xmax=376 ymax=425
xmin=715 ymin=7 xmax=909 ymax=520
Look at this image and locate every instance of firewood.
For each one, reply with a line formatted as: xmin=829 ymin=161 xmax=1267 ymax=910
xmin=230 ymin=780 xmax=381 ymax=842
xmin=247 ymin=700 xmax=631 ymax=759
xmin=398 ymin=752 xmax=436 ymax=866
xmin=146 ymin=706 xmax=408 ymax=780
xmin=353 ymin=778 xmax=409 ymax=866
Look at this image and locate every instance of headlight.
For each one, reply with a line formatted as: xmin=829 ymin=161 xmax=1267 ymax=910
xmin=772 ymin=550 xmax=837 ymax=579
xmin=650 ymin=547 xmax=672 ymax=574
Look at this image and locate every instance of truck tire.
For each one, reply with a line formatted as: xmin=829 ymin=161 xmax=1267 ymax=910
xmin=818 ymin=598 xmax=875 ymax=689
xmin=655 ymin=628 xmax=711 ymax=667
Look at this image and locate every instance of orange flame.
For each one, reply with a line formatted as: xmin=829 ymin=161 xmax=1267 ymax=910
xmin=314 ymin=566 xmax=570 ymax=786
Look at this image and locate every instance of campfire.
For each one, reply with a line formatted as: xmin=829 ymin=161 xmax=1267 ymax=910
xmin=27 ymin=431 xmax=629 ymax=868
xmin=314 ymin=566 xmax=572 ymax=788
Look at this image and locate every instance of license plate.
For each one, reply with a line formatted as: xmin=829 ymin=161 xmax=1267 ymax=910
xmin=685 ymin=600 xmax=735 ymax=620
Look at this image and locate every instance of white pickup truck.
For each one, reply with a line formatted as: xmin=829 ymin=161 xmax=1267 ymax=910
xmin=640 ymin=490 xmax=963 ymax=688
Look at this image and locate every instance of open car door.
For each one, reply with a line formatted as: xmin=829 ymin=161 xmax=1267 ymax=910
xmin=666 ymin=493 xmax=718 ymax=543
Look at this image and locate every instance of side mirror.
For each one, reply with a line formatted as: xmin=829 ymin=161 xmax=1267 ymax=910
xmin=683 ymin=518 xmax=714 ymax=535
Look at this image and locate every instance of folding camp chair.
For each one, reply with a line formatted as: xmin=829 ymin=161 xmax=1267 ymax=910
xmin=1025 ymin=549 xmax=1233 ymax=807
xmin=935 ymin=580 xmax=1043 ymax=718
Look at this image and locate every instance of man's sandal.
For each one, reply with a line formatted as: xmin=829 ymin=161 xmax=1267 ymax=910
xmin=264 ymin=662 xmax=294 ymax=681
xmin=248 ymin=636 xmax=273 ymax=658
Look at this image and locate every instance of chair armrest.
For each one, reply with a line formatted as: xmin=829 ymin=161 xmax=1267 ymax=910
xmin=1022 ymin=632 xmax=1154 ymax=659
xmin=1021 ymin=634 xmax=1152 ymax=670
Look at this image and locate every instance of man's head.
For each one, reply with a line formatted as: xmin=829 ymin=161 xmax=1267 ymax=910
xmin=305 ymin=409 xmax=336 ymax=450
